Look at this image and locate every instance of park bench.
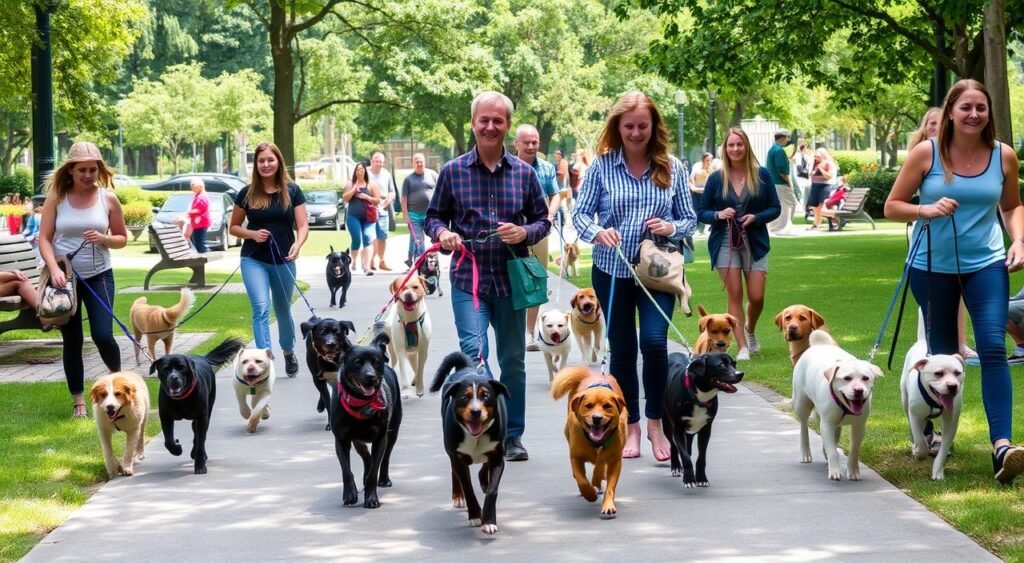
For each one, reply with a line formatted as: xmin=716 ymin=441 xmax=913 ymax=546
xmin=0 ymin=234 xmax=43 ymax=335
xmin=144 ymin=224 xmax=219 ymax=290
xmin=821 ymin=187 xmax=876 ymax=231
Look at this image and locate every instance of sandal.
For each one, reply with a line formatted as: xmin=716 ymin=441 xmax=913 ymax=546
xmin=73 ymin=401 xmax=87 ymax=419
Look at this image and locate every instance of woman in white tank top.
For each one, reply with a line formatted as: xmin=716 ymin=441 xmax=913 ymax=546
xmin=39 ymin=141 xmax=128 ymax=419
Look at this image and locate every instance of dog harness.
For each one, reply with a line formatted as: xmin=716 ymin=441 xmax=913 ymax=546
xmin=915 ymin=369 xmax=945 ymax=419
xmin=234 ymin=375 xmax=269 ymax=396
xmin=336 ymin=382 xmax=386 ymax=420
xmin=683 ymin=373 xmax=718 ymax=417
xmin=401 ymin=314 xmax=427 ymax=348
xmin=581 ymin=382 xmax=618 ymax=448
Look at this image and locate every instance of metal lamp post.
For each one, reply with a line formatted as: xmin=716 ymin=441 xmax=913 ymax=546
xmin=707 ymin=89 xmax=718 ymax=154
xmin=31 ymin=0 xmax=61 ymax=194
xmin=674 ymin=90 xmax=688 ymax=164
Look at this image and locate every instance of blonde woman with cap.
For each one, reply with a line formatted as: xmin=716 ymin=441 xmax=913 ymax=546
xmin=39 ymin=141 xmax=128 ymax=418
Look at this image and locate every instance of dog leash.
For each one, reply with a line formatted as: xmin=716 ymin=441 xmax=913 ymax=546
xmin=353 ymin=241 xmax=445 ymax=345
xmin=612 ymin=243 xmax=693 ymax=353
xmin=266 ymin=235 xmax=318 ymax=318
xmin=870 ymin=220 xmax=928 ymax=365
xmin=66 ymin=258 xmax=154 ymax=363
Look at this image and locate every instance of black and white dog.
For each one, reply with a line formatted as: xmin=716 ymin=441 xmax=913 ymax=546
xmin=301 ymin=317 xmax=356 ymax=430
xmin=330 ymin=332 xmax=402 ymax=509
xmin=417 ymin=251 xmax=443 ymax=297
xmin=662 ymin=352 xmax=743 ymax=487
xmin=429 ymin=352 xmax=508 ymax=534
xmin=326 ymin=246 xmax=353 ymax=308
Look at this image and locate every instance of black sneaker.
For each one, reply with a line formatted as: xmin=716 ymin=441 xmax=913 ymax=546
xmin=993 ymin=444 xmax=1024 ymax=484
xmin=284 ymin=353 xmax=299 ymax=378
xmin=504 ymin=436 xmax=528 ymax=461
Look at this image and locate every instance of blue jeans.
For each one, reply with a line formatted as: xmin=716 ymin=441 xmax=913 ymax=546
xmin=592 ymin=265 xmax=675 ymax=423
xmin=909 ymin=260 xmax=1012 ymax=443
xmin=407 ymin=214 xmax=426 ymax=261
xmin=451 ymin=286 xmax=527 ymax=437
xmin=346 ymin=215 xmax=375 ymax=250
xmin=191 ymin=227 xmax=208 ymax=253
xmin=375 ymin=211 xmax=389 ymax=240
xmin=241 ymin=257 xmax=297 ymax=354
xmin=61 ymin=269 xmax=120 ymax=395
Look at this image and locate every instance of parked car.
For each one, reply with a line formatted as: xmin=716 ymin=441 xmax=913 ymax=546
xmin=294 ymin=161 xmax=324 ymax=180
xmin=142 ymin=173 xmax=246 ymax=195
xmin=113 ymin=174 xmax=138 ymax=187
xmin=304 ymin=190 xmax=345 ymax=230
xmin=148 ymin=192 xmax=240 ymax=252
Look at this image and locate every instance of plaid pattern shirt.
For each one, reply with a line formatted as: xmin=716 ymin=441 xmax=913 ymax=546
xmin=572 ymin=150 xmax=697 ymax=278
xmin=533 ymin=157 xmax=560 ymax=197
xmin=426 ymin=147 xmax=551 ymax=296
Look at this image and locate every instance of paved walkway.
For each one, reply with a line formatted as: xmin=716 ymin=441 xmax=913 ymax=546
xmin=21 ymin=234 xmax=994 ymax=562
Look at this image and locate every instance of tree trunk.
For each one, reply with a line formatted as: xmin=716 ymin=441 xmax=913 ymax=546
xmin=729 ymin=101 xmax=744 ymax=127
xmin=203 ymin=142 xmax=217 ymax=172
xmin=984 ymin=0 xmax=1013 ymax=144
xmin=270 ymin=2 xmax=296 ymax=172
xmin=538 ymin=118 xmax=555 ymax=157
xmin=444 ymin=121 xmax=466 ymax=156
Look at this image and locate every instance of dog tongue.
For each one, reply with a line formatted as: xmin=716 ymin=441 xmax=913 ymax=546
xmin=551 ymin=333 xmax=561 ymax=344
xmin=466 ymin=420 xmax=485 ymax=437
xmin=847 ymin=398 xmax=865 ymax=416
xmin=940 ymin=394 xmax=955 ymax=412
xmin=588 ymin=425 xmax=608 ymax=443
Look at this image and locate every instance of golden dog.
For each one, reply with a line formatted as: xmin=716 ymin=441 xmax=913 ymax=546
xmin=130 ymin=287 xmax=195 ymax=364
xmin=90 ymin=371 xmax=150 ymax=478
xmin=694 ymin=305 xmax=739 ymax=355
xmin=570 ymin=288 xmax=604 ymax=364
xmin=386 ymin=275 xmax=432 ymax=396
xmin=774 ymin=305 xmax=826 ymax=365
xmin=563 ymin=242 xmax=580 ymax=278
xmin=551 ymin=366 xmax=627 ymax=518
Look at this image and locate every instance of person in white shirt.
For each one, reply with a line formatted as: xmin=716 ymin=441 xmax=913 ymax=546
xmin=367 ymin=151 xmax=395 ymax=271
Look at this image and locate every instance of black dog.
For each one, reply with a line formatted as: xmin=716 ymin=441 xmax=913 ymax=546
xmin=662 ymin=351 xmax=744 ymax=488
xmin=151 ymin=338 xmax=245 ymax=474
xmin=301 ymin=316 xmax=356 ymax=430
xmin=417 ymin=251 xmax=443 ymax=296
xmin=429 ymin=352 xmax=508 ymax=534
xmin=326 ymin=246 xmax=353 ymax=308
xmin=331 ymin=331 xmax=402 ymax=509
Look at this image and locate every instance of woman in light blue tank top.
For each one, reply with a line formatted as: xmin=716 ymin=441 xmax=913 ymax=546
xmin=39 ymin=142 xmax=129 ymax=419
xmin=885 ymin=79 xmax=1024 ymax=484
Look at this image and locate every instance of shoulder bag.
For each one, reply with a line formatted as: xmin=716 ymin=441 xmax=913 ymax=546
xmin=506 ymin=244 xmax=548 ymax=310
xmin=36 ymin=256 xmax=77 ymax=326
xmin=631 ymin=230 xmax=691 ymax=312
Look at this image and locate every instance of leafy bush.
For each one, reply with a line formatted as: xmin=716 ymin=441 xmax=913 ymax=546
xmin=146 ymin=192 xmax=172 ymax=209
xmin=115 ymin=186 xmax=150 ymax=205
xmin=832 ymin=150 xmax=878 ymax=176
xmin=844 ymin=168 xmax=898 ymax=218
xmin=122 ymin=201 xmax=154 ymax=227
xmin=297 ymin=180 xmax=343 ymax=194
xmin=0 ymin=167 xmax=33 ymax=198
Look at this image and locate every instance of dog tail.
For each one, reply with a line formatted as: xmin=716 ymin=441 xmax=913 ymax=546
xmin=808 ymin=329 xmax=836 ymax=347
xmin=429 ymin=352 xmax=474 ymax=393
xmin=165 ymin=288 xmax=195 ymax=323
xmin=202 ymin=337 xmax=247 ymax=370
xmin=550 ymin=366 xmax=591 ymax=400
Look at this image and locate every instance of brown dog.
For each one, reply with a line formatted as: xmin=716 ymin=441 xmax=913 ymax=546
xmin=570 ymin=289 xmax=605 ymax=364
xmin=130 ymin=288 xmax=195 ymax=364
xmin=551 ymin=366 xmax=627 ymax=518
xmin=90 ymin=371 xmax=150 ymax=478
xmin=775 ymin=305 xmax=826 ymax=365
xmin=694 ymin=305 xmax=739 ymax=355
xmin=562 ymin=242 xmax=579 ymax=278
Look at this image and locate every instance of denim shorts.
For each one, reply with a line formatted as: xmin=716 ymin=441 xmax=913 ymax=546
xmin=375 ymin=210 xmax=389 ymax=240
xmin=715 ymin=245 xmax=768 ymax=272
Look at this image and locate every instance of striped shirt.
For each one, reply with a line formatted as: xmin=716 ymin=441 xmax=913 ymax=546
xmin=572 ymin=150 xmax=696 ymax=278
xmin=425 ymin=147 xmax=551 ymax=296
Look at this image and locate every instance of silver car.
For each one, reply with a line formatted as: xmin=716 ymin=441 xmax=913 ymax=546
xmin=305 ymin=190 xmax=345 ymax=230
xmin=148 ymin=192 xmax=241 ymax=252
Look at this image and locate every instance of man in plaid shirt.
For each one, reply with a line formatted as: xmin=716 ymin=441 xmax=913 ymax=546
xmin=426 ymin=91 xmax=551 ymax=461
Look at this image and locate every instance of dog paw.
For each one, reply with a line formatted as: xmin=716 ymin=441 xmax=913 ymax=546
xmin=247 ymin=420 xmax=259 ymax=433
xmin=469 ymin=518 xmax=481 ymax=527
xmin=452 ymin=496 xmax=466 ymax=509
xmin=911 ymin=446 xmax=929 ymax=460
xmin=324 ymin=423 xmax=331 ymax=431
xmin=364 ymin=497 xmax=381 ymax=509
xmin=119 ymin=465 xmax=134 ymax=477
xmin=261 ymin=407 xmax=270 ymax=420
xmin=848 ymin=467 xmax=861 ymax=481
xmin=800 ymin=454 xmax=812 ymax=463
xmin=600 ymin=503 xmax=617 ymax=519
xmin=379 ymin=477 xmax=392 ymax=488
xmin=931 ymin=469 xmax=945 ymax=481
xmin=316 ymin=398 xmax=325 ymax=413
xmin=671 ymin=468 xmax=682 ymax=477
xmin=581 ymin=486 xmax=598 ymax=502
xmin=166 ymin=440 xmax=183 ymax=456
xmin=481 ymin=523 xmax=498 ymax=534
xmin=696 ymin=480 xmax=710 ymax=487
xmin=343 ymin=490 xmax=359 ymax=506
xmin=828 ymin=469 xmax=842 ymax=481
xmin=194 ymin=464 xmax=207 ymax=475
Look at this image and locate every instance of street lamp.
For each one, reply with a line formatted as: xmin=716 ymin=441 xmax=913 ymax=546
xmin=674 ymin=90 xmax=688 ymax=164
xmin=707 ymin=89 xmax=718 ymax=155
xmin=31 ymin=0 xmax=61 ymax=194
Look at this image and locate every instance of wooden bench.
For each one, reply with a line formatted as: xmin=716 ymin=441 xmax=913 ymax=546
xmin=821 ymin=187 xmax=876 ymax=231
xmin=0 ymin=234 xmax=43 ymax=334
xmin=144 ymin=224 xmax=220 ymax=290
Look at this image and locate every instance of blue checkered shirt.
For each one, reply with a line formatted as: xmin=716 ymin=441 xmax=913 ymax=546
xmin=426 ymin=147 xmax=552 ymax=296
xmin=533 ymin=157 xmax=559 ymax=197
xmin=572 ymin=150 xmax=697 ymax=278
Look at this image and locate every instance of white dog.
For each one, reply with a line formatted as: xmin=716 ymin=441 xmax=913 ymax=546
xmin=232 ymin=348 xmax=276 ymax=433
xmin=386 ymin=276 xmax=432 ymax=397
xmin=901 ymin=311 xmax=965 ymax=480
xmin=792 ymin=330 xmax=883 ymax=481
xmin=537 ymin=309 xmax=572 ymax=384
xmin=90 ymin=371 xmax=150 ymax=478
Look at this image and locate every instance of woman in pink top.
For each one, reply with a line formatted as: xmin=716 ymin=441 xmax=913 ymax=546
xmin=187 ymin=178 xmax=211 ymax=253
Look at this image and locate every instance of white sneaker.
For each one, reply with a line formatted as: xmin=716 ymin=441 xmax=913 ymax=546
xmin=736 ymin=348 xmax=750 ymax=361
xmin=744 ymin=327 xmax=760 ymax=354
xmin=527 ymin=338 xmax=540 ymax=352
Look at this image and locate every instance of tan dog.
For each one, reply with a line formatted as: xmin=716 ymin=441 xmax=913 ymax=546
xmin=562 ymin=242 xmax=579 ymax=278
xmin=130 ymin=288 xmax=195 ymax=364
xmin=570 ymin=289 xmax=604 ymax=364
xmin=90 ymin=371 xmax=150 ymax=478
xmin=693 ymin=305 xmax=739 ymax=355
xmin=551 ymin=366 xmax=627 ymax=518
xmin=774 ymin=305 xmax=826 ymax=365
xmin=386 ymin=276 xmax=432 ymax=396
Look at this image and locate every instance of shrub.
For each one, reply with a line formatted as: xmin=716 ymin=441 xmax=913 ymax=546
xmin=0 ymin=167 xmax=33 ymax=198
xmin=115 ymin=186 xmax=149 ymax=205
xmin=844 ymin=168 xmax=898 ymax=218
xmin=122 ymin=201 xmax=153 ymax=227
xmin=147 ymin=192 xmax=171 ymax=209
xmin=831 ymin=150 xmax=878 ymax=176
xmin=297 ymin=179 xmax=343 ymax=194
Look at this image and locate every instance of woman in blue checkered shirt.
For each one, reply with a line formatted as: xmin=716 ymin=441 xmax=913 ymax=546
xmin=572 ymin=91 xmax=697 ymax=461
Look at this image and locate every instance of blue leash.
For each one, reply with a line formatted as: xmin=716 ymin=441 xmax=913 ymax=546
xmin=267 ymin=234 xmax=317 ymax=318
xmin=869 ymin=220 xmax=929 ymax=363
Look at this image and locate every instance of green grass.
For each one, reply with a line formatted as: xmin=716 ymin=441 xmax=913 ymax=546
xmin=554 ymin=233 xmax=1024 ymax=561
xmin=0 ymin=379 xmax=163 ymax=562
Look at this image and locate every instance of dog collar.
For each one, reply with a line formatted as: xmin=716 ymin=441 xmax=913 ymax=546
xmin=235 ymin=375 xmax=269 ymax=396
xmin=683 ymin=373 xmax=718 ymax=416
xmin=167 ymin=376 xmax=198 ymax=401
xmin=537 ymin=325 xmax=571 ymax=347
xmin=108 ymin=406 xmax=126 ymax=431
xmin=825 ymin=373 xmax=855 ymax=418
xmin=587 ymin=382 xmax=613 ymax=391
xmin=573 ymin=311 xmax=602 ymax=325
xmin=915 ymin=369 xmax=945 ymax=419
xmin=336 ymin=382 xmax=386 ymax=420
xmin=581 ymin=425 xmax=619 ymax=449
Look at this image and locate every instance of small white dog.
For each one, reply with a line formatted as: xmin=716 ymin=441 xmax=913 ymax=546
xmin=232 ymin=348 xmax=276 ymax=433
xmin=792 ymin=330 xmax=883 ymax=481
xmin=537 ymin=309 xmax=572 ymax=384
xmin=901 ymin=311 xmax=965 ymax=480
xmin=386 ymin=276 xmax=432 ymax=397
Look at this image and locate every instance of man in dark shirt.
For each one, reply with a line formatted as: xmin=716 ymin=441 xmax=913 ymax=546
xmin=425 ymin=91 xmax=551 ymax=461
xmin=401 ymin=152 xmax=437 ymax=264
